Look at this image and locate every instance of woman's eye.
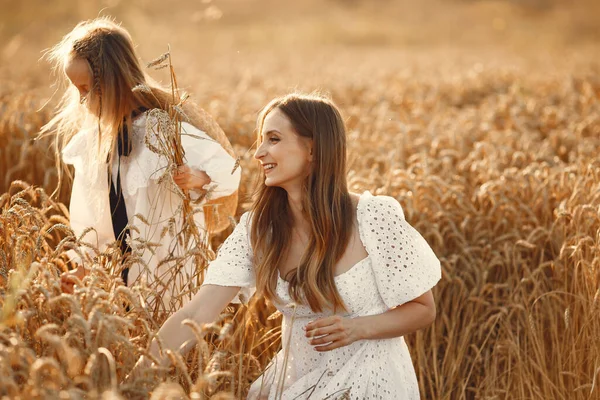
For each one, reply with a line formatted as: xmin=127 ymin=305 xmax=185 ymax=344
xmin=269 ymin=137 xmax=280 ymax=143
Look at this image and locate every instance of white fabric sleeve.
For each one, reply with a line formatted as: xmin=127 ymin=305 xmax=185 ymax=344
xmin=62 ymin=129 xmax=116 ymax=266
xmin=359 ymin=193 xmax=442 ymax=309
xmin=62 ymin=133 xmax=85 ymax=170
xmin=180 ymin=122 xmax=241 ymax=199
xmin=202 ymin=212 xmax=255 ymax=302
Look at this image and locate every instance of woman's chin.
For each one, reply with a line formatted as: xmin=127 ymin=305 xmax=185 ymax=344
xmin=264 ymin=178 xmax=278 ymax=187
xmin=264 ymin=175 xmax=287 ymax=188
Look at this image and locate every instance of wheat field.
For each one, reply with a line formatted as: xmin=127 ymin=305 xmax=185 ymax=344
xmin=1 ymin=0 xmax=599 ymax=399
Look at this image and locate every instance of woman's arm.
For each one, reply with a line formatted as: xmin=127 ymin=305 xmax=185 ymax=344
xmin=131 ymin=212 xmax=254 ymax=376
xmin=304 ymin=290 xmax=436 ymax=351
xmin=179 ymin=122 xmax=241 ymax=198
xmin=355 ymin=290 xmax=436 ymax=340
xmin=148 ymin=284 xmax=241 ymax=360
xmin=172 ymin=164 xmax=212 ymax=192
xmin=128 ymin=284 xmax=240 ymax=379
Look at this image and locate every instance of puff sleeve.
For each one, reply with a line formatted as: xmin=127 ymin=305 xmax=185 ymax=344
xmin=122 ymin=114 xmax=240 ymax=199
xmin=359 ymin=193 xmax=442 ymax=309
xmin=202 ymin=212 xmax=255 ymax=302
xmin=180 ymin=122 xmax=241 ymax=199
xmin=62 ymin=130 xmax=87 ymax=171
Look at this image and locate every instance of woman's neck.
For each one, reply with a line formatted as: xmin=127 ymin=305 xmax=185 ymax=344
xmin=285 ymin=186 xmax=309 ymax=231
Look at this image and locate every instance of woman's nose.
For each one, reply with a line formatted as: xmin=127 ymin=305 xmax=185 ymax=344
xmin=254 ymin=141 xmax=266 ymax=160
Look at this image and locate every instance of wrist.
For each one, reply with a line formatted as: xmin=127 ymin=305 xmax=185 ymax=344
xmin=148 ymin=338 xmax=170 ymax=367
xmin=191 ymin=168 xmax=212 ymax=190
xmin=353 ymin=316 xmax=371 ymax=341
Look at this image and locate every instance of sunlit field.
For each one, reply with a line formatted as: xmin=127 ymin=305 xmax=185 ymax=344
xmin=1 ymin=0 xmax=599 ymax=399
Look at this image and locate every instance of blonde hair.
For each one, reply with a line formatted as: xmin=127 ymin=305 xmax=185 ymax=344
xmin=250 ymin=93 xmax=353 ymax=313
xmin=41 ymin=17 xmax=237 ymax=232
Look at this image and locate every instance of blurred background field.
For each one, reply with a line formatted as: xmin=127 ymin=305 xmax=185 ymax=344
xmin=1 ymin=0 xmax=599 ymax=399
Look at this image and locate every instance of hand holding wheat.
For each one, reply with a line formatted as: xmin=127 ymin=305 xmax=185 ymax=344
xmin=60 ymin=263 xmax=87 ymax=294
xmin=172 ymin=164 xmax=211 ymax=191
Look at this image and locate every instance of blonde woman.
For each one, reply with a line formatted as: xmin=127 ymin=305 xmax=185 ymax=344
xmin=137 ymin=93 xmax=441 ymax=399
xmin=42 ymin=17 xmax=241 ymax=308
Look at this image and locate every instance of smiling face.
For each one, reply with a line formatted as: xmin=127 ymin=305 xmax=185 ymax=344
xmin=254 ymin=108 xmax=313 ymax=191
xmin=65 ymin=57 xmax=98 ymax=115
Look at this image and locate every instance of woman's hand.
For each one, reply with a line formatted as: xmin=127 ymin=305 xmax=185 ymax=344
xmin=125 ymin=355 xmax=155 ymax=382
xmin=60 ymin=264 xmax=88 ymax=294
xmin=172 ymin=165 xmax=211 ymax=191
xmin=304 ymin=315 xmax=363 ymax=352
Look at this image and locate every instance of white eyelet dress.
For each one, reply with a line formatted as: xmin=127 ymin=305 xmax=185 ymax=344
xmin=202 ymin=191 xmax=442 ymax=399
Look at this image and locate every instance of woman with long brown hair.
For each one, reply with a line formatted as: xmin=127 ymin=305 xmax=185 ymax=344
xmin=140 ymin=93 xmax=441 ymax=398
xmin=42 ymin=17 xmax=241 ymax=310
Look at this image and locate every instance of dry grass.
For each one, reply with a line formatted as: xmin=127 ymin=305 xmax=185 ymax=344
xmin=1 ymin=0 xmax=600 ymax=399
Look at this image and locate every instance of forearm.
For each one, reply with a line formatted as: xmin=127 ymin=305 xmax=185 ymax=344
xmin=149 ymin=284 xmax=240 ymax=361
xmin=355 ymin=295 xmax=436 ymax=341
xmin=149 ymin=307 xmax=198 ymax=358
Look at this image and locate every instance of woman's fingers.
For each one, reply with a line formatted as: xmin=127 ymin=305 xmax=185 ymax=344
xmin=304 ymin=315 xmax=358 ymax=351
xmin=310 ymin=332 xmax=346 ymax=346
xmin=60 ymin=266 xmax=87 ymax=294
xmin=172 ymin=165 xmax=211 ymax=190
xmin=304 ymin=316 xmax=341 ymax=337
xmin=61 ymin=281 xmax=74 ymax=294
xmin=172 ymin=171 xmax=191 ymax=190
xmin=126 ymin=356 xmax=152 ymax=382
xmin=61 ymin=274 xmax=75 ymax=294
xmin=176 ymin=165 xmax=191 ymax=174
xmin=306 ymin=324 xmax=340 ymax=338
xmin=314 ymin=338 xmax=350 ymax=352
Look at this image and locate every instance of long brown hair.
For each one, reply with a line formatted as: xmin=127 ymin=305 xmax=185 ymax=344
xmin=40 ymin=17 xmax=234 ymax=194
xmin=250 ymin=93 xmax=353 ymax=313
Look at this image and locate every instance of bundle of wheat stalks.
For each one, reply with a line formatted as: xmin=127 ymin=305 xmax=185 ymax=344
xmin=1 ymin=52 xmax=599 ymax=399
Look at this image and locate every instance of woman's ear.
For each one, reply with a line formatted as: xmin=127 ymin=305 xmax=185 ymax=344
xmin=308 ymin=141 xmax=314 ymax=162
